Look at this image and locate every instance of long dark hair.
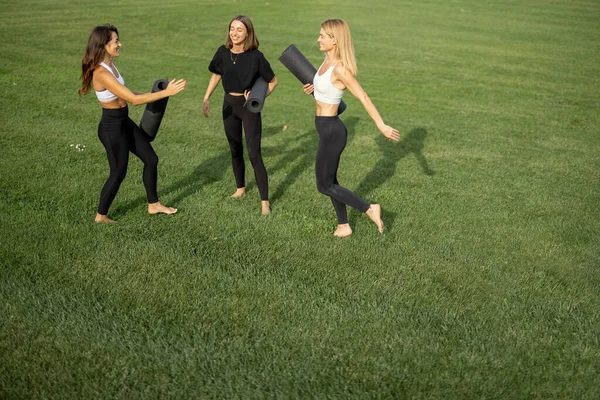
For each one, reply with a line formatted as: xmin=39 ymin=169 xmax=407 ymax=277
xmin=79 ymin=24 xmax=118 ymax=96
xmin=225 ymin=15 xmax=259 ymax=52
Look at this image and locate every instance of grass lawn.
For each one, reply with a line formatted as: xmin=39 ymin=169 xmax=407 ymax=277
xmin=1 ymin=0 xmax=599 ymax=398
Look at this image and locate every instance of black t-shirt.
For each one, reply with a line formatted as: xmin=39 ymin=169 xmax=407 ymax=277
xmin=208 ymin=45 xmax=275 ymax=93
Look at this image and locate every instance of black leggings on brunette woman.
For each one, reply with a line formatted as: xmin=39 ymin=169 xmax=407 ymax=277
xmin=315 ymin=116 xmax=370 ymax=224
xmin=97 ymin=106 xmax=159 ymax=215
xmin=222 ymin=93 xmax=269 ymax=200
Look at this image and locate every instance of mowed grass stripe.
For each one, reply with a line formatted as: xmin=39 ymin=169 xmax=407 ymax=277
xmin=1 ymin=0 xmax=599 ymax=398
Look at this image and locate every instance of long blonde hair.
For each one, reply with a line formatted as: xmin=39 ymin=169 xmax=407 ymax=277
xmin=321 ymin=19 xmax=357 ymax=76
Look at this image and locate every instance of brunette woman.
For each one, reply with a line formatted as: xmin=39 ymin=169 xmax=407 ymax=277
xmin=79 ymin=24 xmax=186 ymax=223
xmin=203 ymin=15 xmax=278 ymax=215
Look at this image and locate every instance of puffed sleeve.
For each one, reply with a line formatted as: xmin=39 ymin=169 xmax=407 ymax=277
xmin=208 ymin=46 xmax=223 ymax=75
xmin=257 ymin=51 xmax=275 ymax=82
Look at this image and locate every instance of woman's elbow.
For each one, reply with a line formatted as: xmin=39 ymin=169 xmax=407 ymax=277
xmin=359 ymin=92 xmax=375 ymax=107
xmin=130 ymin=96 xmax=146 ymax=106
xmin=267 ymin=78 xmax=278 ymax=95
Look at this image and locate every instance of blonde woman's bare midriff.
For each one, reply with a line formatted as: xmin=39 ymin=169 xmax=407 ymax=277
xmin=315 ymin=99 xmax=339 ymax=117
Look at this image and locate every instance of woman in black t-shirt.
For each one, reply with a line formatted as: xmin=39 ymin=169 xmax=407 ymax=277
xmin=203 ymin=15 xmax=278 ymax=215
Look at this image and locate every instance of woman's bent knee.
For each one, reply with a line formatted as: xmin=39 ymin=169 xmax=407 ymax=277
xmin=109 ymin=168 xmax=127 ymax=183
xmin=145 ymin=153 xmax=159 ymax=168
xmin=317 ymin=182 xmax=333 ymax=196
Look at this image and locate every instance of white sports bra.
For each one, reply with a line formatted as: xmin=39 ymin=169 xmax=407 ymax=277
xmin=313 ymin=60 xmax=344 ymax=105
xmin=95 ymin=62 xmax=124 ymax=102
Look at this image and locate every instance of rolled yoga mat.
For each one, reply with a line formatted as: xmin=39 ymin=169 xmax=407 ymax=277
xmin=244 ymin=77 xmax=269 ymax=113
xmin=139 ymin=78 xmax=169 ymax=142
xmin=278 ymin=44 xmax=346 ymax=115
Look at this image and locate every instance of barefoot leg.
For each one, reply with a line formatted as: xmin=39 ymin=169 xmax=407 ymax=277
xmin=333 ymin=223 xmax=353 ymax=238
xmin=261 ymin=200 xmax=271 ymax=215
xmin=231 ymin=187 xmax=245 ymax=198
xmin=95 ymin=213 xmax=116 ymax=223
xmin=365 ymin=204 xmax=384 ymax=233
xmin=148 ymin=202 xmax=177 ymax=215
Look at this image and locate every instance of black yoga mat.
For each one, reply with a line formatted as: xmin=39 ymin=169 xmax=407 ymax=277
xmin=139 ymin=78 xmax=169 ymax=142
xmin=245 ymin=77 xmax=269 ymax=113
xmin=278 ymin=44 xmax=346 ymax=115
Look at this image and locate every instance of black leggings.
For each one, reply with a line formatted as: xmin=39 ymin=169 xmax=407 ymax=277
xmin=222 ymin=93 xmax=268 ymax=200
xmin=97 ymin=106 xmax=159 ymax=215
xmin=315 ymin=116 xmax=370 ymax=224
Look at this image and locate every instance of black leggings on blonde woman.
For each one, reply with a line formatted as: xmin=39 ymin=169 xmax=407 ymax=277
xmin=315 ymin=115 xmax=370 ymax=224
xmin=97 ymin=106 xmax=159 ymax=215
xmin=222 ymin=93 xmax=269 ymax=201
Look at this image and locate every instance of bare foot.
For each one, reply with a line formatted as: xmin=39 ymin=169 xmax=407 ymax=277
xmin=231 ymin=188 xmax=245 ymax=198
xmin=365 ymin=204 xmax=384 ymax=233
xmin=334 ymin=224 xmax=353 ymax=238
xmin=261 ymin=200 xmax=271 ymax=215
xmin=94 ymin=213 xmax=116 ymax=223
xmin=148 ymin=202 xmax=177 ymax=215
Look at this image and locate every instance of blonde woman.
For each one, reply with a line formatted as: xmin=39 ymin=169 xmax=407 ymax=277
xmin=302 ymin=19 xmax=400 ymax=237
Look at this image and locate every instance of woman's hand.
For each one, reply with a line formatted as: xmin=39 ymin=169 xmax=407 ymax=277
xmin=202 ymin=99 xmax=210 ymax=118
xmin=303 ymin=83 xmax=314 ymax=95
xmin=166 ymin=78 xmax=187 ymax=96
xmin=244 ymin=89 xmax=251 ymax=100
xmin=379 ymin=124 xmax=400 ymax=141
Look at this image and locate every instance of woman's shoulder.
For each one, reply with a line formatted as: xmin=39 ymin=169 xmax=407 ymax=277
xmin=92 ymin=64 xmax=109 ymax=78
xmin=247 ymin=48 xmax=266 ymax=58
xmin=91 ymin=64 xmax=111 ymax=89
xmin=332 ymin=62 xmax=350 ymax=78
xmin=214 ymin=45 xmax=228 ymax=55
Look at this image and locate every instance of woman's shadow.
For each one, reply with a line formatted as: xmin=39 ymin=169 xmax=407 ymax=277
xmin=110 ymin=148 xmax=231 ymax=217
xmin=110 ymin=117 xmax=362 ymax=217
xmin=349 ymin=127 xmax=433 ymax=231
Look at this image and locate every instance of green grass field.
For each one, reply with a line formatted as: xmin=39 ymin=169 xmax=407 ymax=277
xmin=1 ymin=0 xmax=599 ymax=398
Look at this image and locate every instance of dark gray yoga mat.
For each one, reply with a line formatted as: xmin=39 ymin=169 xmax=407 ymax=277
xmin=245 ymin=77 xmax=269 ymax=113
xmin=140 ymin=78 xmax=169 ymax=142
xmin=278 ymin=44 xmax=346 ymax=114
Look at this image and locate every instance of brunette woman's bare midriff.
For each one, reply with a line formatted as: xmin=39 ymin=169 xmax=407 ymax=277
xmin=228 ymin=92 xmax=245 ymax=97
xmin=98 ymin=98 xmax=127 ymax=109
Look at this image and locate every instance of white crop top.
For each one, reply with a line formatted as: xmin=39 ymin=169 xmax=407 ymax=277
xmin=95 ymin=62 xmax=124 ymax=102
xmin=313 ymin=61 xmax=344 ymax=105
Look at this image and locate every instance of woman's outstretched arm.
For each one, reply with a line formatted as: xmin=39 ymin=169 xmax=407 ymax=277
xmin=95 ymin=68 xmax=186 ymax=106
xmin=334 ymin=65 xmax=400 ymax=141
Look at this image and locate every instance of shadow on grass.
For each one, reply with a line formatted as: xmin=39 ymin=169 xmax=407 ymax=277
xmin=265 ymin=116 xmax=359 ymax=203
xmin=164 ymin=150 xmax=232 ymax=205
xmin=110 ymin=117 xmax=362 ymax=217
xmin=349 ymin=127 xmax=433 ymax=232
xmin=110 ymin=149 xmax=231 ymax=217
